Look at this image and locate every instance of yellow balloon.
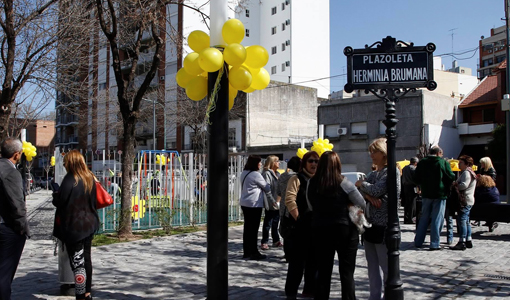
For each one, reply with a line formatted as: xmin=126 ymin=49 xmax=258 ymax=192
xmin=200 ymin=71 xmax=208 ymax=78
xmin=224 ymin=43 xmax=247 ymax=67
xmin=251 ymin=67 xmax=270 ymax=90
xmin=243 ymin=64 xmax=260 ymax=76
xmin=222 ymin=19 xmax=245 ymax=45
xmin=245 ymin=45 xmax=269 ymax=69
xmin=188 ymin=30 xmax=210 ymax=53
xmin=297 ymin=148 xmax=308 ymax=159
xmin=229 ymin=66 xmax=252 ymax=91
xmin=183 ymin=52 xmax=203 ymax=76
xmin=198 ymin=48 xmax=224 ymax=72
xmin=27 ymin=156 xmax=33 ymax=162
xmin=175 ymin=68 xmax=195 ymax=88
xmin=186 ymin=76 xmax=208 ymax=101
xmin=242 ymin=86 xmax=256 ymax=93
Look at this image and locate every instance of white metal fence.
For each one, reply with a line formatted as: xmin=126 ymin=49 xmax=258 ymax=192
xmin=54 ymin=148 xmax=247 ymax=233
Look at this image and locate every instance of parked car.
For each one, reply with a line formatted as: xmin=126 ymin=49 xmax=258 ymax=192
xmin=34 ymin=176 xmax=43 ymax=187
xmin=342 ymin=172 xmax=366 ymax=184
xmin=40 ymin=176 xmax=54 ymax=189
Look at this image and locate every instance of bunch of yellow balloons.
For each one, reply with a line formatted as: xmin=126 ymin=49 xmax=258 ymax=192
xmin=176 ymin=19 xmax=271 ymax=109
xmin=296 ymin=148 xmax=308 ymax=159
xmin=311 ymin=138 xmax=334 ymax=157
xmin=22 ymin=141 xmax=37 ymax=162
xmin=296 ymin=139 xmax=334 ymax=158
xmin=50 ymin=156 xmax=55 ymax=167
xmin=156 ymin=154 xmax=169 ymax=166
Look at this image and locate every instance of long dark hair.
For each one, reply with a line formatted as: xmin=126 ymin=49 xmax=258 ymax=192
xmin=244 ymin=155 xmax=261 ymax=171
xmin=315 ymin=151 xmax=344 ymax=194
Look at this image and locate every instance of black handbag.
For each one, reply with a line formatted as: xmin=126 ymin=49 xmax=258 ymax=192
xmin=363 ymin=225 xmax=386 ymax=244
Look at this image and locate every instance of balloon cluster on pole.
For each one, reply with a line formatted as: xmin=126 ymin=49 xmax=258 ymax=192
xmin=176 ymin=19 xmax=271 ymax=109
xmin=50 ymin=156 xmax=55 ymax=167
xmin=296 ymin=138 xmax=334 ymax=158
xmin=156 ymin=154 xmax=169 ymax=166
xmin=22 ymin=141 xmax=37 ymax=162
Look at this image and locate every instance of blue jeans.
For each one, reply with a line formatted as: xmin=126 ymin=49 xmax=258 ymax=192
xmin=414 ymin=198 xmax=446 ymax=249
xmin=457 ymin=205 xmax=472 ymax=242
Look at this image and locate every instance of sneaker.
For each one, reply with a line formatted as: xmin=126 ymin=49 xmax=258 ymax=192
xmin=465 ymin=240 xmax=473 ymax=248
xmin=489 ymin=222 xmax=499 ymax=232
xmin=260 ymin=243 xmax=269 ymax=250
xmin=273 ymin=241 xmax=283 ymax=247
xmin=450 ymin=242 xmax=466 ymax=251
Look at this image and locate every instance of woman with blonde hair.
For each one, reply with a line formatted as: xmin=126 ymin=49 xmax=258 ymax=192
xmin=473 ymin=175 xmax=500 ymax=232
xmin=479 ymin=157 xmax=496 ymax=181
xmin=260 ymin=155 xmax=282 ymax=250
xmin=53 ymin=150 xmax=99 ymax=300
xmin=355 ymin=138 xmax=400 ymax=300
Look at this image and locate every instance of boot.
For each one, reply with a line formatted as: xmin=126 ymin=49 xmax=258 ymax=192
xmin=450 ymin=242 xmax=466 ymax=251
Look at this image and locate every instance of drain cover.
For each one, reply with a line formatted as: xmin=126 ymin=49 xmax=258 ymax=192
xmin=484 ymin=274 xmax=510 ymax=280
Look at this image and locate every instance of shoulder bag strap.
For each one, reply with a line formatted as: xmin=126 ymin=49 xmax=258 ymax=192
xmin=241 ymin=171 xmax=253 ymax=189
xmin=305 ymin=179 xmax=313 ymax=211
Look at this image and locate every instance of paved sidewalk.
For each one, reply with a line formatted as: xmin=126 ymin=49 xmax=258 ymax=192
xmin=12 ymin=190 xmax=510 ymax=299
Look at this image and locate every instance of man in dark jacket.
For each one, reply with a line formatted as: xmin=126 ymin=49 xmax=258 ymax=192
xmin=0 ymin=137 xmax=29 ymax=300
xmin=413 ymin=146 xmax=455 ymax=250
xmin=402 ymin=157 xmax=419 ymax=224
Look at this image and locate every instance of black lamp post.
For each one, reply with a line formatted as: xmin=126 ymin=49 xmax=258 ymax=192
xmin=344 ymin=36 xmax=437 ymax=300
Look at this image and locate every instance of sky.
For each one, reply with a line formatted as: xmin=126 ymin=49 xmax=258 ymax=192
xmin=329 ymin=0 xmax=505 ymax=93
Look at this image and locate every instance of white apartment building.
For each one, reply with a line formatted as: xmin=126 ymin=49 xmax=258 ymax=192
xmin=236 ymin=0 xmax=330 ymax=99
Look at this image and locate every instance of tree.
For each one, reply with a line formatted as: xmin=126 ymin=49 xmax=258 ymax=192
xmin=487 ymin=124 xmax=506 ymax=162
xmin=0 ymin=0 xmax=60 ymax=140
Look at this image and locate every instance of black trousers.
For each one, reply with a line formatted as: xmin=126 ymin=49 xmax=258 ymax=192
xmin=261 ymin=209 xmax=280 ymax=244
xmin=285 ymin=225 xmax=317 ymax=297
xmin=241 ymin=206 xmax=263 ymax=257
xmin=65 ymin=235 xmax=93 ymax=300
xmin=0 ymin=224 xmax=26 ymax=300
xmin=403 ymin=185 xmax=417 ymax=223
xmin=314 ymin=224 xmax=359 ymax=300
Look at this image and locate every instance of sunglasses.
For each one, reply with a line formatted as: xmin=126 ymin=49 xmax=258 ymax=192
xmin=307 ymin=159 xmax=319 ymax=164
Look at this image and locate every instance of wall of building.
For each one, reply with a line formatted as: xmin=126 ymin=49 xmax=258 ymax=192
xmin=432 ymin=69 xmax=478 ymax=99
xmin=247 ymin=81 xmax=317 ymax=149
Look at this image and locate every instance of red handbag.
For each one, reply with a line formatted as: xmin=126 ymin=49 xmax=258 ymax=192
xmin=95 ymin=181 xmax=114 ymax=209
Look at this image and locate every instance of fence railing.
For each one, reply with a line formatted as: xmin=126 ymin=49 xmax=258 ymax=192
xmin=54 ymin=148 xmax=247 ymax=233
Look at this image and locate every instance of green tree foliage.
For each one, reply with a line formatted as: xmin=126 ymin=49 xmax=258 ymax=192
xmin=487 ymin=124 xmax=507 ymax=162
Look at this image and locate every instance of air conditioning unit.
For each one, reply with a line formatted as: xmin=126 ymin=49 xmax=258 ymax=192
xmin=160 ymin=76 xmax=165 ymax=80
xmin=488 ymin=50 xmax=493 ymax=53
xmin=285 ymin=19 xmax=290 ymax=25
xmin=337 ymin=127 xmax=347 ymax=135
xmin=285 ymin=0 xmax=289 ymax=4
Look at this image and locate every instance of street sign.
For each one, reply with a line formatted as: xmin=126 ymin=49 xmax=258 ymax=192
xmin=344 ymin=36 xmax=436 ymax=93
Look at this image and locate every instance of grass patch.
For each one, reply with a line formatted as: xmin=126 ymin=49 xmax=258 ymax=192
xmin=92 ymin=221 xmax=243 ymax=247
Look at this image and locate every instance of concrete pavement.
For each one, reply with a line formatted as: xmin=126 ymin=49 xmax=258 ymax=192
xmin=12 ymin=190 xmax=510 ymax=299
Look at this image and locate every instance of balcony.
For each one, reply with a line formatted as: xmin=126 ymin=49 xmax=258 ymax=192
xmin=458 ymin=123 xmax=495 ymax=135
xmin=56 ymin=115 xmax=79 ymax=127
xmin=55 ymin=135 xmax=79 ymax=145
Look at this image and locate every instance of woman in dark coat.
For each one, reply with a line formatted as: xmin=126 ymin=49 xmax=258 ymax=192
xmin=53 ymin=150 xmax=99 ymax=300
xmin=308 ymin=151 xmax=366 ymax=300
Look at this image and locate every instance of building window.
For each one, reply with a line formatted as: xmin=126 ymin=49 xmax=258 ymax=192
xmin=228 ymin=128 xmax=237 ymax=148
xmin=271 ymin=26 xmax=276 ymax=35
xmin=379 ymin=121 xmax=386 ymax=135
xmin=281 ymin=63 xmax=286 ymax=72
xmin=99 ymin=82 xmax=107 ymax=90
xmin=245 ymin=29 xmax=250 ymax=37
xmin=497 ymin=55 xmax=506 ymax=63
xmin=282 ymin=23 xmax=286 ymax=31
xmin=271 ymin=66 xmax=277 ymax=74
xmin=282 ymin=43 xmax=286 ymax=51
xmin=245 ymin=9 xmax=249 ymax=17
xmin=483 ymin=108 xmax=496 ymax=122
xmin=351 ymin=122 xmax=367 ymax=135
xmin=271 ymin=6 xmax=277 ymax=15
xmin=282 ymin=3 xmax=285 ymax=10
xmin=271 ymin=46 xmax=277 ymax=55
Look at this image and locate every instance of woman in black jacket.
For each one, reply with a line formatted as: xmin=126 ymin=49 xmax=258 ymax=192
xmin=53 ymin=150 xmax=99 ymax=300
xmin=307 ymin=151 xmax=366 ymax=300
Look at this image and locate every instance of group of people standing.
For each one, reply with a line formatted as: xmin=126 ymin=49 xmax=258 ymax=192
xmin=413 ymin=146 xmax=500 ymax=251
xmin=239 ymin=137 xmax=399 ymax=300
xmin=0 ymin=137 xmax=98 ymax=300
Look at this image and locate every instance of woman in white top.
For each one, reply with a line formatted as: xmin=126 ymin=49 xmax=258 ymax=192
xmin=240 ymin=155 xmax=271 ymax=260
